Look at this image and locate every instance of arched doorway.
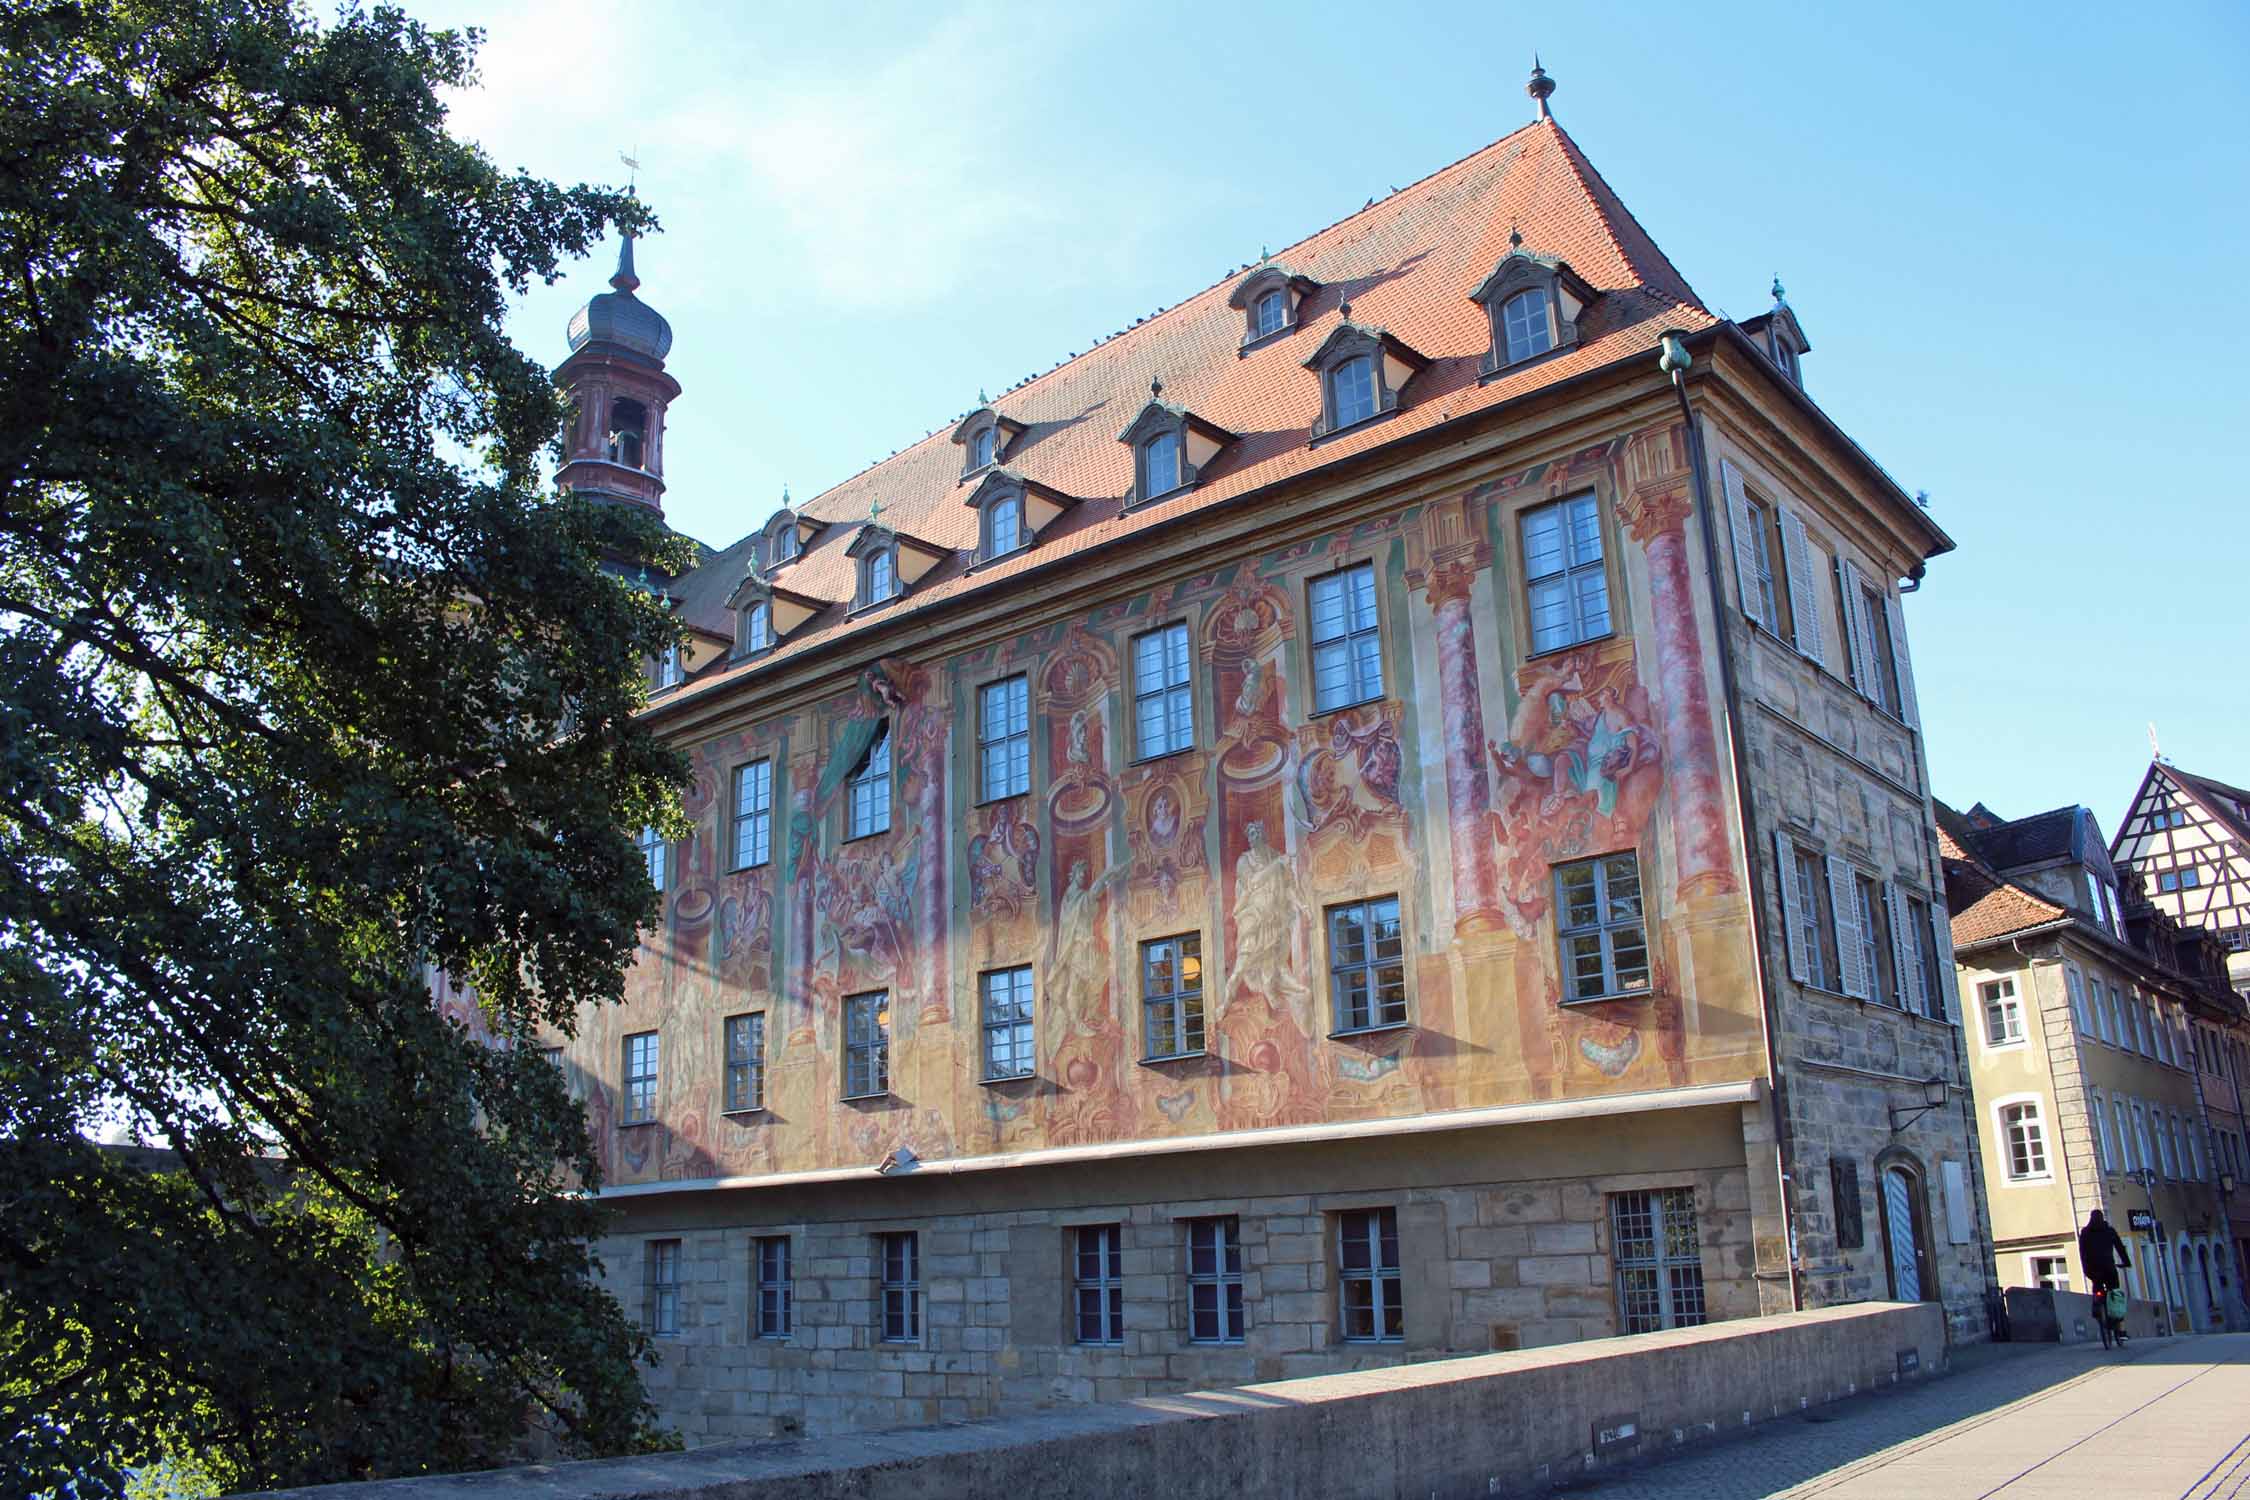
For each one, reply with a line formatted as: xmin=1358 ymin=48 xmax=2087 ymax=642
xmin=1877 ymin=1158 xmax=1933 ymax=1303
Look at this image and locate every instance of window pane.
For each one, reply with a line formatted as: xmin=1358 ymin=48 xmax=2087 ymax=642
xmin=1520 ymin=505 xmax=1564 ymax=581
xmin=1331 ymin=356 xmax=1376 ymax=426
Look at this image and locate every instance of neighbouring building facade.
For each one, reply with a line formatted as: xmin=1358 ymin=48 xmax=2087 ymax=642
xmin=542 ymin=70 xmax=1988 ymax=1444
xmin=1940 ymin=800 xmax=2248 ymax=1333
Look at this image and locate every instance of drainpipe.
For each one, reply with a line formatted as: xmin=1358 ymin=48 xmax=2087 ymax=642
xmin=1658 ymin=331 xmax=1801 ymax=1312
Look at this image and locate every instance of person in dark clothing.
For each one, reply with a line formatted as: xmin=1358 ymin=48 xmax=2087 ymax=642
xmin=2079 ymin=1209 xmax=2132 ymax=1345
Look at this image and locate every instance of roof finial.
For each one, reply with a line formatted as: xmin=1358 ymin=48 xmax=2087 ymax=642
xmin=977 ymin=388 xmax=989 ymax=406
xmin=1772 ymin=274 xmax=1788 ymax=306
xmin=781 ymin=483 xmax=790 ymax=506
xmin=1260 ymin=245 xmax=1270 ymax=263
xmin=1509 ymin=224 xmax=1523 ymax=251
xmin=867 ymin=497 xmax=885 ymax=529
xmin=1150 ymin=375 xmax=1163 ymax=400
xmin=1527 ymin=56 xmax=1555 ymax=120
xmin=610 ymin=231 xmax=640 ymax=293
xmin=1338 ymin=299 xmax=1352 ymax=321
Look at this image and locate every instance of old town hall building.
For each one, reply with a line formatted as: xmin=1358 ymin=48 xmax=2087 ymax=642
xmin=543 ymin=69 xmax=1988 ymax=1441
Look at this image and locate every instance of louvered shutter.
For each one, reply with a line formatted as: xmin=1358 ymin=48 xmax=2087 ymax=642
xmin=1885 ymin=881 xmax=1917 ymax=1010
xmin=1882 ymin=592 xmax=1919 ymax=727
xmin=1837 ymin=558 xmax=1876 ymax=699
xmin=1773 ymin=832 xmax=1809 ymax=983
xmin=1779 ymin=507 xmax=1825 ymax=668
xmin=1829 ymin=854 xmax=1867 ymax=999
xmin=1721 ymin=460 xmax=1767 ymax=630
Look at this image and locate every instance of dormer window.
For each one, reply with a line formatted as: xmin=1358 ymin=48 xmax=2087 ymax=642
xmin=865 ymin=547 xmax=897 ymax=605
xmin=1302 ymin=318 xmax=1427 ymax=438
xmin=607 ymin=398 xmax=649 ymax=469
xmin=845 ymin=517 xmax=947 ymax=607
xmin=1254 ymin=289 xmax=1286 ymax=339
xmin=964 ymin=469 xmax=1076 ymax=562
xmin=654 ymin=642 xmax=683 ymax=690
xmin=741 ymin=600 xmax=773 ymax=654
xmin=772 ymin=527 xmax=798 ymax=562
xmin=970 ymin=427 xmax=997 ymax=470
xmin=1469 ymin=248 xmax=1595 ymax=377
xmin=1116 ymin=385 xmax=1233 ymax=505
xmin=951 ymin=403 xmax=1026 ymax=483
xmin=726 ymin=572 xmax=822 ymax=656
xmin=986 ymin=493 xmax=1022 ymax=557
xmin=1142 ymin=430 xmax=1182 ymax=499
xmin=1748 ymin=281 xmax=1812 ymax=390
xmin=1228 ymin=262 xmax=1317 ymax=351
xmin=1769 ymin=329 xmax=1802 ymax=386
xmin=1502 ymin=288 xmax=1553 ymax=363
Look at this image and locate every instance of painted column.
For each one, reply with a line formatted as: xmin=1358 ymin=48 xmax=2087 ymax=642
xmin=1617 ymin=424 xmax=1735 ymax=898
xmin=1406 ymin=495 xmax=1504 ymax=936
xmin=786 ymin=754 xmax=818 ymax=1046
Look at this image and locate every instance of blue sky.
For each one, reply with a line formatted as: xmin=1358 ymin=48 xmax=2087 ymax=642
xmin=419 ymin=0 xmax=2247 ymax=838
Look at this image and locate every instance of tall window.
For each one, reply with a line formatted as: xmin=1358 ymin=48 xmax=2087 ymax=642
xmin=724 ymin=1012 xmax=765 ymax=1112
xmin=1784 ymin=841 xmax=1841 ymax=991
xmin=1520 ymin=494 xmax=1610 ymax=653
xmin=741 ymin=600 xmax=773 ymax=654
xmin=772 ymin=526 xmax=798 ymax=562
xmin=2000 ymin=1101 xmax=2049 ymax=1180
xmin=986 ymin=492 xmax=1022 ymax=557
xmin=1611 ymin=1188 xmax=1706 ymax=1333
xmin=1186 ymin=1217 xmax=1245 ymax=1344
xmin=622 ymin=1030 xmax=659 ymax=1124
xmin=608 ymin=398 xmax=648 ymax=469
xmin=844 ymin=991 xmax=889 ymax=1098
xmin=2115 ymin=1098 xmax=2138 ymax=1172
xmin=878 ymin=1232 xmax=920 ymax=1343
xmin=1744 ymin=497 xmax=1780 ymax=631
xmin=1132 ymin=623 xmax=1194 ymax=759
xmin=1142 ymin=429 xmax=1182 ymax=498
xmin=980 ymin=966 xmax=1035 ymax=1081
xmin=863 ymin=547 xmax=897 ymax=605
xmin=1308 ymin=563 xmax=1383 ymax=712
xmin=1501 ymin=287 xmax=1553 ymax=364
xmin=1074 ymin=1224 xmax=1125 ymax=1346
xmin=1336 ymin=1207 xmax=1403 ymax=1343
xmin=970 ymin=426 xmax=997 ymax=469
xmin=847 ymin=726 xmax=891 ymax=838
xmin=1862 ymin=583 xmax=1902 ymax=717
xmin=2090 ymin=1089 xmax=2114 ymax=1172
xmin=1980 ymin=978 xmax=2024 ymax=1046
xmin=655 ymin=644 xmax=682 ymax=690
xmin=1253 ymin=288 xmax=1286 ymax=338
xmin=732 ymin=759 xmax=772 ymax=870
xmin=637 ymin=825 xmax=667 ymax=892
xmin=1905 ymin=895 xmax=1945 ymax=1019
xmin=978 ymin=675 xmax=1030 ymax=801
xmin=1853 ymin=874 xmax=1891 ymax=1006
xmin=1328 ymin=896 xmax=1406 ymax=1032
xmin=1141 ymin=934 xmax=1205 ymax=1059
xmin=644 ymin=1238 xmax=682 ymax=1336
xmin=1556 ymin=854 xmax=1649 ymax=1001
xmin=755 ymin=1236 xmax=792 ymax=1338
xmin=1329 ymin=355 xmax=1377 ymax=428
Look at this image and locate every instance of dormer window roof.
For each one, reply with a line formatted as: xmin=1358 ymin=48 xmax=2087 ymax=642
xmin=759 ymin=502 xmax=821 ymax=568
xmin=950 ymin=400 xmax=1028 ymax=484
xmin=1469 ymin=245 xmax=1597 ymax=377
xmin=1740 ymin=280 xmax=1812 ymax=390
xmin=844 ymin=516 xmax=949 ymax=610
xmin=1301 ymin=313 xmax=1428 ymax=438
xmin=1227 ymin=262 xmax=1319 ymax=352
xmin=963 ymin=469 xmax=1078 ymax=562
xmin=1116 ymin=380 xmax=1234 ymax=505
xmin=723 ymin=569 xmax=826 ymax=656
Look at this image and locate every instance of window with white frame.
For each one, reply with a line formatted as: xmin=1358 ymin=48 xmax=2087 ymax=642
xmin=723 ymin=1011 xmax=765 ymax=1112
xmin=1501 ymin=287 xmax=1553 ymax=364
xmin=844 ymin=991 xmax=889 ymax=1098
xmin=878 ymin=1231 xmax=920 ymax=1342
xmin=741 ymin=599 xmax=773 ymax=655
xmin=1131 ymin=623 xmax=1194 ymax=759
xmin=2157 ymin=1112 xmax=2179 ymax=1177
xmin=1776 ymin=839 xmax=1842 ymax=991
xmin=1999 ymin=1100 xmax=2050 ymax=1180
xmin=1611 ymin=1188 xmax=1706 ymax=1333
xmin=637 ymin=825 xmax=667 ymax=892
xmin=655 ymin=643 xmax=683 ymax=690
xmin=2116 ymin=1097 xmax=2139 ymax=1172
xmin=644 ymin=1238 xmax=682 ymax=1336
xmin=2029 ymin=1255 xmax=2069 ymax=1291
xmin=1556 ymin=853 xmax=1649 ymax=1001
xmin=846 ymin=726 xmax=891 ymax=838
xmin=969 ymin=425 xmax=997 ymax=471
xmin=2133 ymin=1103 xmax=2154 ymax=1173
xmin=1337 ymin=1206 xmax=1404 ymax=1343
xmin=755 ymin=1236 xmax=792 ymax=1338
xmin=1520 ymin=494 xmax=1610 ymax=653
xmin=1308 ymin=563 xmax=1383 ymax=712
xmin=2064 ymin=963 xmax=2091 ymax=1037
xmin=622 ymin=1030 xmax=659 ymax=1124
xmin=1253 ymin=288 xmax=1286 ymax=339
xmin=985 ymin=491 xmax=1022 ymax=558
xmin=1743 ymin=495 xmax=1781 ymax=630
xmin=1853 ymin=872 xmax=1891 ymax=1005
xmin=1905 ymin=894 xmax=1946 ymax=1020
xmin=2091 ymin=1089 xmax=2114 ymax=1172
xmin=1327 ymin=895 xmax=1406 ymax=1032
xmin=1142 ymin=933 xmax=1205 ymax=1059
xmin=1328 ymin=354 xmax=1378 ymax=428
xmin=1073 ymin=1224 xmax=1125 ymax=1346
xmin=2098 ymin=980 xmax=2122 ymax=1045
xmin=1981 ymin=977 xmax=2025 ymax=1047
xmin=980 ymin=966 xmax=1034 ymax=1081
xmin=1141 ymin=429 xmax=1183 ymax=498
xmin=732 ymin=759 xmax=772 ymax=870
xmin=977 ymin=675 xmax=1030 ymax=801
xmin=862 ymin=545 xmax=897 ymax=605
xmin=1186 ymin=1217 xmax=1245 ymax=1344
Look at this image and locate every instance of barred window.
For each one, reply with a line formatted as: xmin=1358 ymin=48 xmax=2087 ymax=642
xmin=1142 ymin=934 xmax=1205 ymax=1059
xmin=622 ymin=1030 xmax=659 ymax=1124
xmin=724 ymin=1012 xmax=765 ymax=1113
xmin=754 ymin=1236 xmax=792 ymax=1338
xmin=878 ymin=1231 xmax=920 ymax=1343
xmin=644 ymin=1238 xmax=681 ymax=1337
xmin=1132 ymin=623 xmax=1194 ymax=759
xmin=844 ymin=991 xmax=889 ymax=1098
xmin=1556 ymin=854 xmax=1649 ymax=1000
xmin=1074 ymin=1224 xmax=1125 ymax=1346
xmin=1186 ymin=1217 xmax=1245 ymax=1344
xmin=1337 ymin=1207 xmax=1403 ymax=1343
xmin=1328 ymin=896 xmax=1406 ymax=1032
xmin=1521 ymin=494 xmax=1610 ymax=653
xmin=847 ymin=726 xmax=891 ymax=839
xmin=978 ymin=675 xmax=1030 ymax=801
xmin=1611 ymin=1188 xmax=1705 ymax=1333
xmin=980 ymin=966 xmax=1035 ymax=1081
xmin=731 ymin=759 xmax=772 ymax=869
xmin=1308 ymin=563 xmax=1382 ymax=712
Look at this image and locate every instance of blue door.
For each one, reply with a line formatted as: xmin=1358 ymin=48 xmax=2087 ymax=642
xmin=1884 ymin=1167 xmax=1923 ymax=1302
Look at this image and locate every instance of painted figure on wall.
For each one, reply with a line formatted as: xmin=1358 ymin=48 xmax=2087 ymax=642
xmin=1043 ymin=858 xmax=1133 ymax=1142
xmin=1218 ymin=820 xmax=1324 ymax=1128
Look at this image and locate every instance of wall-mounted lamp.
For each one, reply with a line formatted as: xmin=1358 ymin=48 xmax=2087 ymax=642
xmin=1888 ymin=1076 xmax=1950 ymax=1134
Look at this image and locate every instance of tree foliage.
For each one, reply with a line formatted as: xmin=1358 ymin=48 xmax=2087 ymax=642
xmin=1 ymin=2 xmax=692 ymax=1490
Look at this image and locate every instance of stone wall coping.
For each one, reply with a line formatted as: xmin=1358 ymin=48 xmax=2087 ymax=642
xmin=598 ymin=1077 xmax=1765 ymax=1201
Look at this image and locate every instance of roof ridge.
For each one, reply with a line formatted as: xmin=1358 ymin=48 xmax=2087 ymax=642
xmin=1541 ymin=119 xmax=1709 ymax=314
xmin=792 ymin=120 xmax=1557 ymax=526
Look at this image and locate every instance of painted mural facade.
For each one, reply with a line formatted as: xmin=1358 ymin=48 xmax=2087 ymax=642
xmin=557 ymin=420 xmax=1770 ymax=1187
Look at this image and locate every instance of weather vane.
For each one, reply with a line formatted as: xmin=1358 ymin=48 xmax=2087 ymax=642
xmin=620 ymin=147 xmax=641 ymax=193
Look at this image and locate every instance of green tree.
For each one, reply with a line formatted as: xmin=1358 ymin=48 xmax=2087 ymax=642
xmin=1 ymin=2 xmax=691 ymax=1491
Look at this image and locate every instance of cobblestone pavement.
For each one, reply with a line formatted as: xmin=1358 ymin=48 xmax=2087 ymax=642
xmin=1563 ymin=1332 xmax=2250 ymax=1499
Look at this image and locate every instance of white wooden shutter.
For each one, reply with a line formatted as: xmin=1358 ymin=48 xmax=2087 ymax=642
xmin=1773 ymin=832 xmax=1809 ymax=983
xmin=1941 ymin=1160 xmax=1972 ymax=1245
xmin=1720 ymin=460 xmax=1767 ymax=630
xmin=1837 ymin=558 xmax=1876 ymax=700
xmin=2063 ymin=963 xmax=2089 ymax=1037
xmin=1882 ymin=592 xmax=1919 ymax=727
xmin=1884 ymin=881 xmax=1917 ymax=1011
xmin=1779 ymin=507 xmax=1825 ymax=668
xmin=1829 ymin=854 xmax=1867 ymax=999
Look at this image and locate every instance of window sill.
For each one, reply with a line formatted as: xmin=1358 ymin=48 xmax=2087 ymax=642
xmin=1330 ymin=1021 xmax=1412 ymax=1041
xmin=1139 ymin=1050 xmax=1208 ymax=1067
xmin=841 ymin=826 xmax=892 ymax=845
xmin=973 ymin=789 xmax=1031 ymax=812
xmin=2001 ymin=1175 xmax=2056 ymax=1187
xmin=841 ymin=1090 xmax=892 ymax=1104
xmin=721 ymin=1107 xmax=769 ymax=1120
xmin=1125 ymin=480 xmax=1198 ymax=512
xmin=617 ymin=1118 xmax=661 ymax=1130
xmin=1129 ymin=743 xmax=1199 ymax=769
xmin=1560 ymin=987 xmax=1656 ymax=1007
xmin=980 ymin=1070 xmax=1036 ymax=1087
xmin=1307 ymin=406 xmax=1403 ymax=448
xmin=727 ymin=859 xmax=772 ymax=875
xmin=846 ymin=596 xmax=903 ymax=619
xmin=1338 ymin=1336 xmax=1407 ymax=1346
xmin=1524 ymin=628 xmax=1618 ymax=663
xmin=958 ymin=461 xmax=996 ymax=486
xmin=1310 ymin=691 xmax=1387 ymax=720
xmin=1477 ymin=342 xmax=1571 ymax=384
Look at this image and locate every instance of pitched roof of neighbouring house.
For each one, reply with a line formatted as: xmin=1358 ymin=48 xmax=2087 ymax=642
xmin=1934 ymin=799 xmax=2072 ymax=949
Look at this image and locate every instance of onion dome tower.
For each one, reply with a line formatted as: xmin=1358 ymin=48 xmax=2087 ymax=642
xmin=555 ymin=231 xmax=680 ymax=515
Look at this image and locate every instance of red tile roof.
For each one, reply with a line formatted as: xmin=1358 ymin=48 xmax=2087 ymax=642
xmin=660 ymin=118 xmax=1715 ymax=702
xmin=1934 ymin=798 xmax=2072 ymax=949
